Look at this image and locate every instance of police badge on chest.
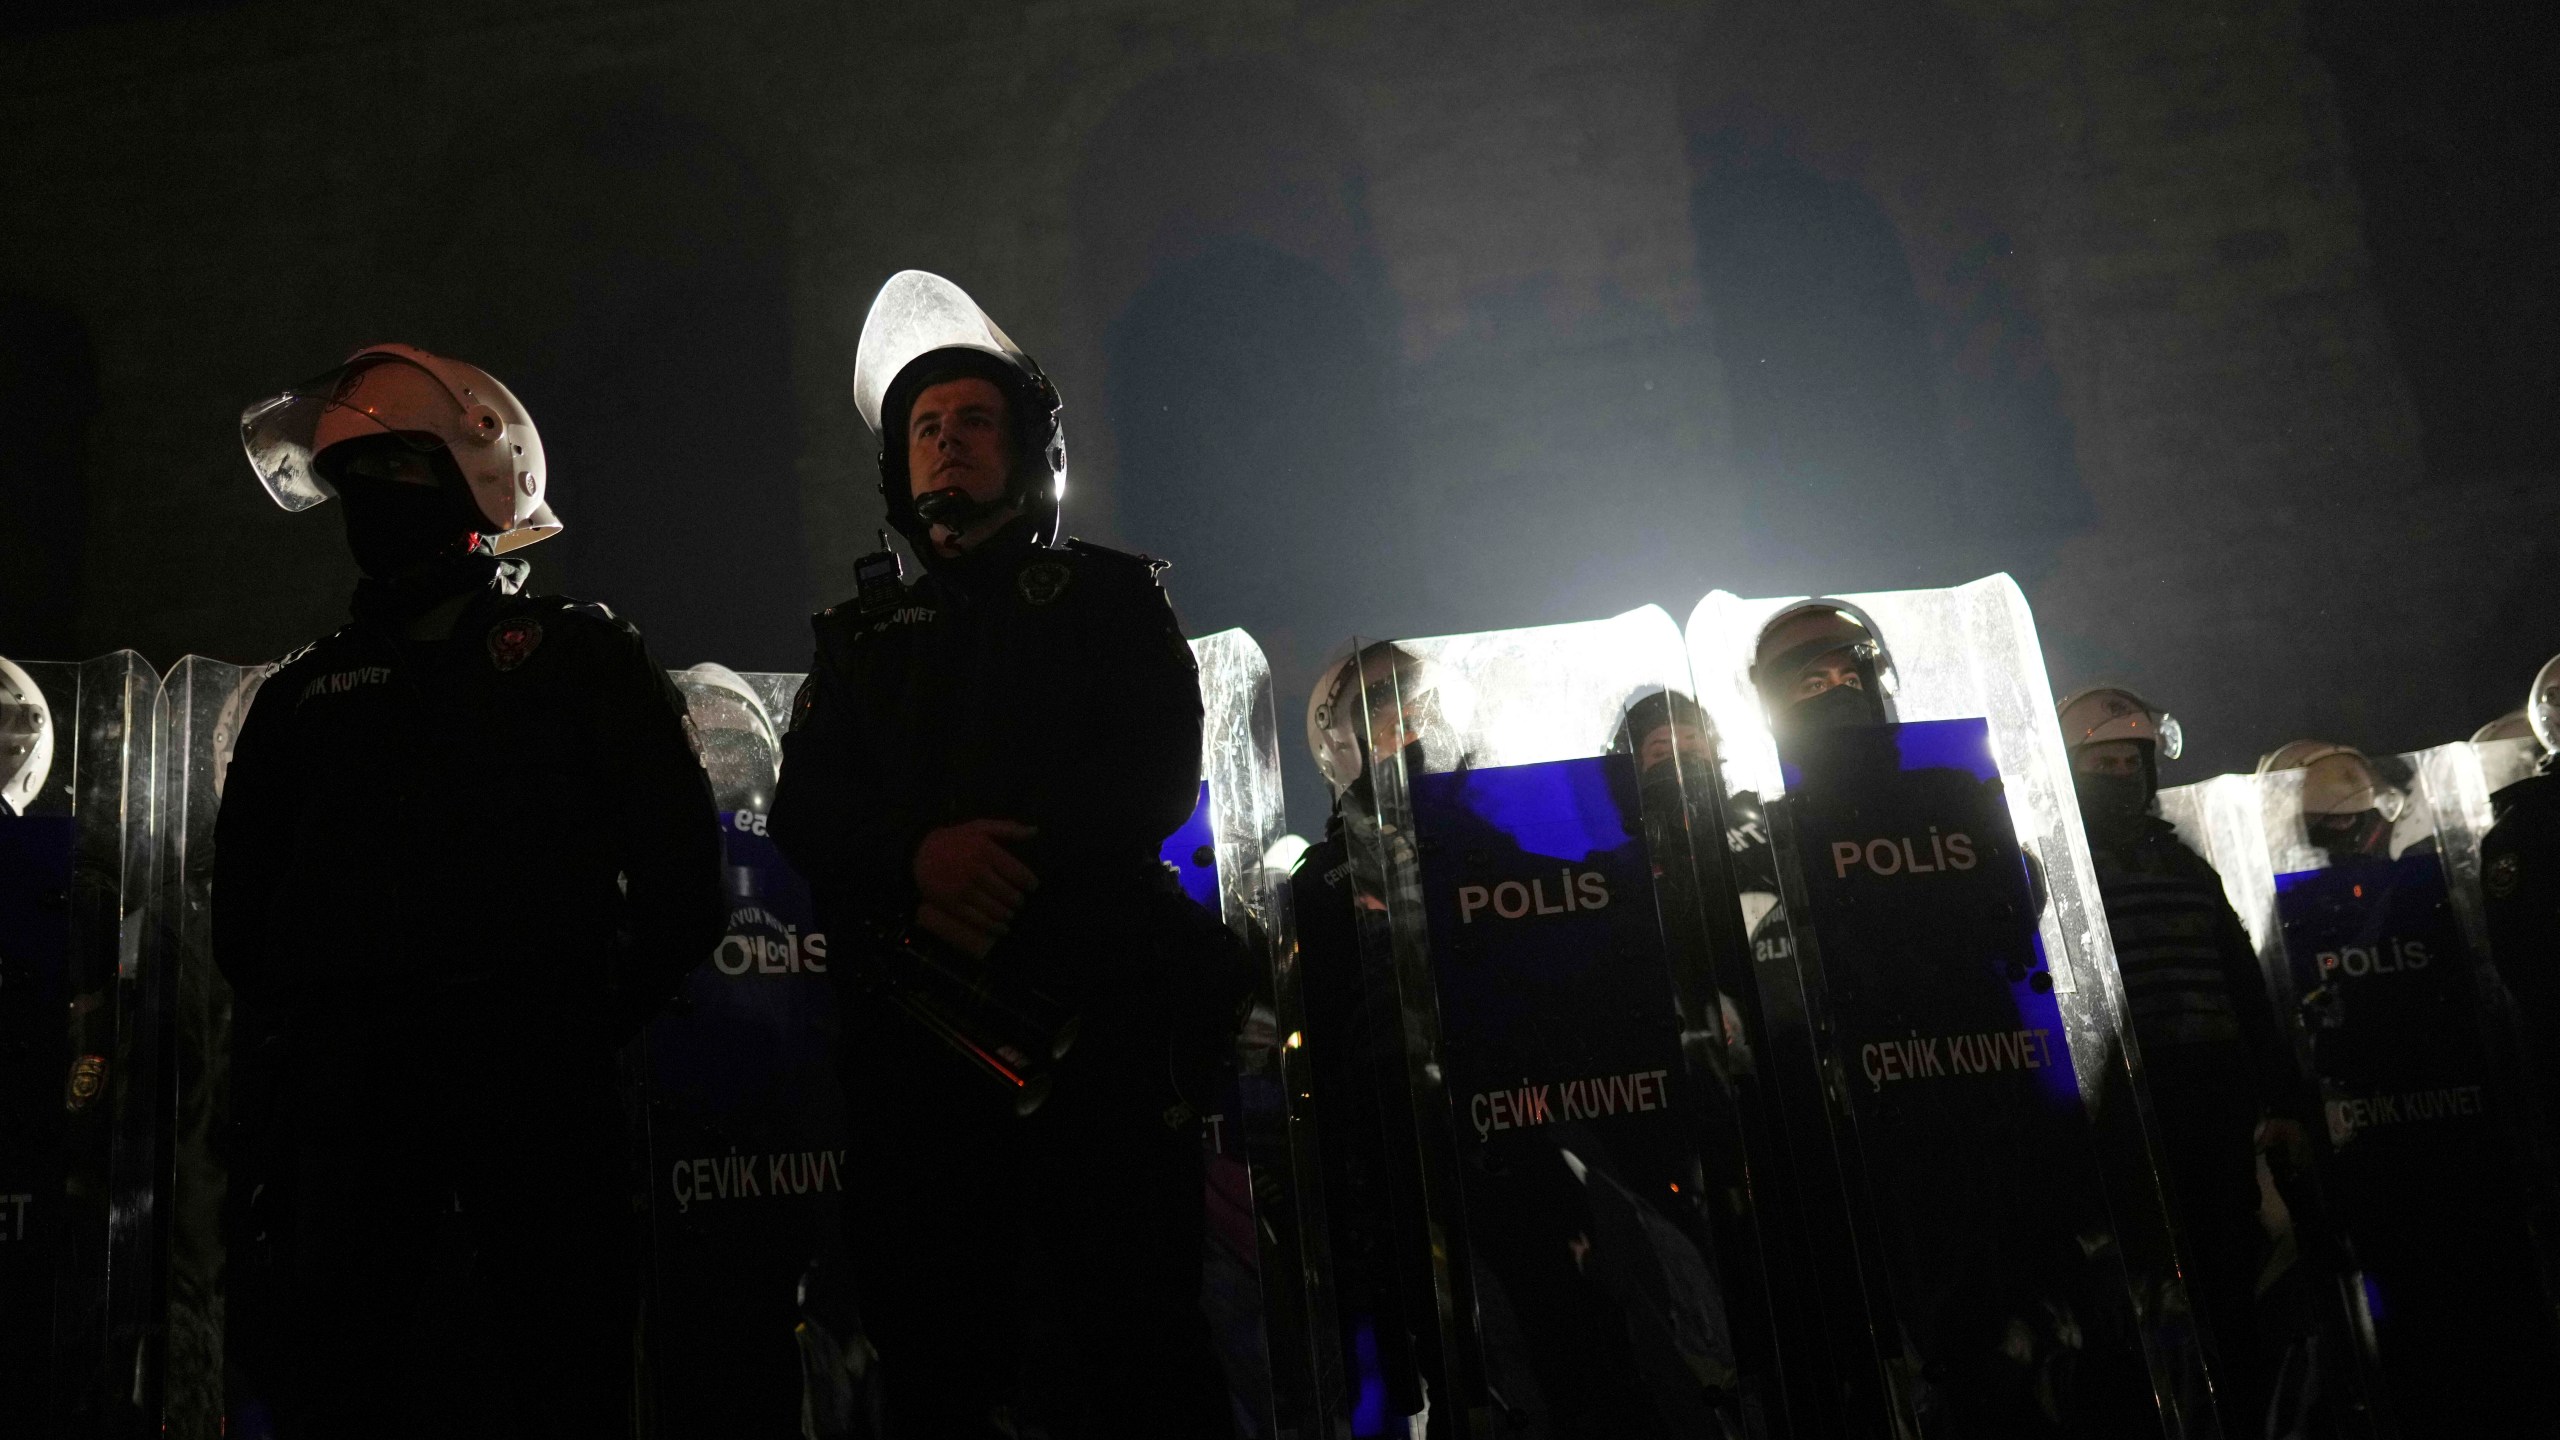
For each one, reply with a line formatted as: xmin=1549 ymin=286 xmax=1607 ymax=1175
xmin=487 ymin=617 xmax=544 ymax=672
xmin=1016 ymin=557 xmax=1073 ymax=606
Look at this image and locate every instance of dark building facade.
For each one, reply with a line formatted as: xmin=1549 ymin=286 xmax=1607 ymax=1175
xmin=2 ymin=0 xmax=2551 ymax=780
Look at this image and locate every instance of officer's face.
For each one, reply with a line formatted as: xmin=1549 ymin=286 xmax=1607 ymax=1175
xmin=1787 ymin=649 xmax=1864 ymax=702
xmin=1365 ymin=686 xmax=1426 ymax=757
xmin=1638 ymin=722 xmax=1708 ymax=774
xmin=2073 ymin=740 xmax=2145 ymax=779
xmin=908 ymin=378 xmax=1013 ymax=506
xmin=2308 ymin=809 xmax=2391 ymax=861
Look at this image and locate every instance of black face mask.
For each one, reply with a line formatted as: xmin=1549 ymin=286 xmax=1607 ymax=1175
xmin=1778 ymin=680 xmax=1880 ymax=737
xmin=2308 ymin=810 xmax=2391 ymax=864
xmin=1639 ymin=768 xmax=1694 ymax=819
xmin=335 ymin=470 xmax=486 ymax=580
xmin=1611 ymin=764 xmax=1696 ymax=855
xmin=2074 ymin=772 xmax=2155 ymax=834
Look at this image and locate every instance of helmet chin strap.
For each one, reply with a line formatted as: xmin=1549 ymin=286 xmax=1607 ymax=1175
xmin=913 ymin=485 xmax=999 ymax=536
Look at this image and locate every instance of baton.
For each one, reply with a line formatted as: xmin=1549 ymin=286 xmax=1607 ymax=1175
xmin=864 ymin=926 xmax=1082 ymax=1117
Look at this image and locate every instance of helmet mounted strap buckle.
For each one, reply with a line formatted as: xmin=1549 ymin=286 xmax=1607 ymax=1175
xmin=913 ymin=485 xmax=996 ymax=536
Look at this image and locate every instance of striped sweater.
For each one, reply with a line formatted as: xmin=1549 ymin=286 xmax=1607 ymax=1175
xmin=2088 ymin=816 xmax=2296 ymax=1103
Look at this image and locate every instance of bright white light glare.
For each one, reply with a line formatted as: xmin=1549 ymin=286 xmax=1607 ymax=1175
xmin=1285 ymin=1031 xmax=1304 ymax=1050
xmin=1389 ymin=606 xmax=1690 ymax=772
xmin=1686 ymin=591 xmax=1787 ymax=803
xmin=1266 ymin=833 xmax=1310 ymax=874
xmin=1687 ymin=575 xmax=2118 ymax=1100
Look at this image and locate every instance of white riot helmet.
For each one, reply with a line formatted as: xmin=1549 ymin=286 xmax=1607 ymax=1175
xmin=1751 ymin=600 xmax=1895 ymax=730
xmin=1 ymin=657 xmax=54 ymax=817
xmin=2257 ymin=741 xmax=2407 ymax=823
xmin=2528 ymin=654 xmax=2560 ymax=755
xmin=241 ymin=344 xmax=561 ymax=553
xmin=852 ymin=271 xmax=1065 ymax=550
xmin=2472 ymin=709 xmax=2535 ymax=746
xmin=2258 ymin=738 xmax=2333 ymax=774
xmin=2057 ymin=686 xmax=2184 ymax=761
xmin=1306 ymin=642 xmax=1438 ymax=797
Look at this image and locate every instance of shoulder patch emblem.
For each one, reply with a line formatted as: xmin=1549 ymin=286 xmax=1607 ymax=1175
xmin=65 ymin=1053 xmax=107 ymax=1112
xmin=487 ymin=617 xmax=544 ymax=672
xmin=1018 ymin=558 xmax=1074 ymax=606
xmin=2488 ymin=849 xmax=2522 ymax=899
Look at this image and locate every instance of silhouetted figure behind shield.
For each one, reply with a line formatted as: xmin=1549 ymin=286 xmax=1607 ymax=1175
xmin=2062 ymin=687 xmax=2307 ymax=1436
xmin=1746 ymin=603 xmax=2157 ymax=1437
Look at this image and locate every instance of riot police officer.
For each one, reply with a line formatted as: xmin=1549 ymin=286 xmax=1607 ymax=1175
xmin=214 ymin=345 xmax=726 ymax=1436
xmin=2060 ymin=687 xmax=2300 ymax=1434
xmin=1733 ymin=601 xmax=1891 ymax=950
xmin=2482 ymin=656 xmax=2560 ymax=1174
xmin=2260 ymin=731 xmax=2560 ymax=1428
xmin=1745 ymin=603 xmax=2159 ymax=1437
xmin=1298 ymin=651 xmax=1766 ymax=1436
xmin=1292 ymin=642 xmax=1442 ymax=1435
xmin=1611 ymin=688 xmax=1756 ymax=1087
xmin=2258 ymin=741 xmax=2406 ymax=865
xmin=766 ymin=271 xmax=1228 ymax=1438
xmin=1602 ymin=688 xmax=1787 ymax=1433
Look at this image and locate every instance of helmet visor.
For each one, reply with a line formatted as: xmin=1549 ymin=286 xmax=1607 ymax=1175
xmin=2531 ymin=655 xmax=2560 ymax=754
xmin=674 ymin=663 xmax=780 ymax=810
xmin=240 ymin=357 xmax=462 ymax=513
xmin=852 ymin=271 xmax=1028 ymax=435
xmin=2154 ymin=711 xmax=2184 ymax=762
xmin=1751 ymin=602 xmax=1891 ymax=711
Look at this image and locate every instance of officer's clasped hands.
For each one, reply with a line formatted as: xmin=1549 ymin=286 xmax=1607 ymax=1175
xmin=912 ymin=817 xmax=1039 ymax=956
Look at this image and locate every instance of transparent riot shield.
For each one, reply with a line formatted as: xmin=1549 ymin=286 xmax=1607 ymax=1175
xmin=1686 ymin=578 xmax=2208 ymax=1438
xmin=2474 ymin=733 xmax=2545 ymax=802
xmin=634 ymin=663 xmax=851 ymax=1436
xmin=2162 ymin=744 xmax=2560 ymax=1431
xmin=1341 ymin=605 xmax=1789 ymax=1439
xmin=2154 ymin=773 xmax=2395 ymax=1438
xmin=1169 ymin=629 xmax=1345 ymax=1439
xmin=154 ymin=656 xmax=273 ymax=1439
xmin=0 ymin=652 xmax=163 ymax=1437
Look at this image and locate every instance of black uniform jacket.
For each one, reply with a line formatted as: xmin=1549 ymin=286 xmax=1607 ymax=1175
xmin=2488 ymin=771 xmax=2560 ymax=1016
xmin=2484 ymin=770 xmax=2560 ymax=1133
xmin=768 ymin=526 xmax=1204 ymax=999
xmin=211 ymin=572 xmax=724 ymax=1042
